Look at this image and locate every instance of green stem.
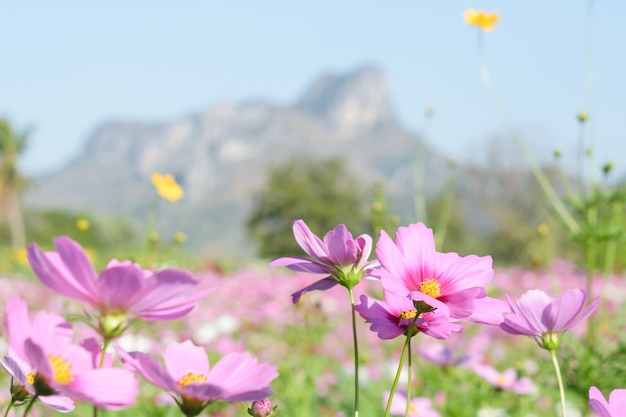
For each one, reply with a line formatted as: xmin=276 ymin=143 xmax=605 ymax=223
xmin=348 ymin=289 xmax=360 ymax=417
xmin=22 ymin=397 xmax=37 ymax=417
xmin=403 ymin=339 xmax=413 ymax=417
xmin=93 ymin=338 xmax=111 ymax=417
xmin=550 ymin=349 xmax=567 ymax=417
xmin=413 ymin=112 xmax=432 ymax=224
xmin=384 ymin=315 xmax=419 ymax=417
xmin=3 ymin=400 xmax=14 ymax=417
xmin=603 ymin=201 xmax=622 ymax=277
xmin=475 ymin=30 xmax=580 ymax=236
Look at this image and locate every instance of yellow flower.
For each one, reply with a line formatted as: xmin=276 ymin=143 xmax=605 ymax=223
xmin=76 ymin=218 xmax=90 ymax=232
xmin=577 ymin=111 xmax=588 ymax=123
xmin=151 ymin=172 xmax=184 ymax=202
xmin=173 ymin=231 xmax=187 ymax=244
xmin=463 ymin=9 xmax=499 ymax=33
xmin=13 ymin=248 xmax=28 ymax=265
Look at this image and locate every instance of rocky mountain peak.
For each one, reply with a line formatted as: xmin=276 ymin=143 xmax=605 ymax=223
xmin=294 ymin=66 xmax=396 ymax=137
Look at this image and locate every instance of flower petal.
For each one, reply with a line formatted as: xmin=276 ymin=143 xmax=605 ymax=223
xmin=164 ymin=340 xmax=209 ymax=381
xmin=291 ymin=277 xmax=337 ymax=304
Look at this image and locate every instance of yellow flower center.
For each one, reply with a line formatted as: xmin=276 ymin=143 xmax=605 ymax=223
xmin=497 ymin=374 xmax=507 ymax=387
xmin=178 ymin=372 xmax=208 ymax=388
xmin=398 ymin=309 xmax=417 ymax=320
xmin=27 ymin=372 xmax=36 ymax=385
xmin=419 ymin=279 xmax=441 ymax=298
xmin=48 ymin=355 xmax=73 ymax=384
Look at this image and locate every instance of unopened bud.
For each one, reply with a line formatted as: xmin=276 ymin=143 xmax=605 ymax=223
xmin=577 ymin=111 xmax=588 ymax=123
xmin=602 ymin=162 xmax=614 ymax=176
xmin=553 ymin=149 xmax=562 ymax=159
xmin=536 ymin=223 xmax=549 ymax=237
xmin=248 ymin=399 xmax=273 ymax=417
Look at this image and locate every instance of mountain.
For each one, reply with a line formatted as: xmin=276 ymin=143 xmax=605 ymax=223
xmin=26 ymin=66 xmax=453 ymax=255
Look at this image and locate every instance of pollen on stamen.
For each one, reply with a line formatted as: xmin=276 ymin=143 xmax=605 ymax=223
xmin=27 ymin=372 xmax=36 ymax=385
xmin=178 ymin=372 xmax=207 ymax=388
xmin=398 ymin=309 xmax=417 ymax=320
xmin=48 ymin=354 xmax=73 ymax=384
xmin=419 ymin=279 xmax=441 ymax=298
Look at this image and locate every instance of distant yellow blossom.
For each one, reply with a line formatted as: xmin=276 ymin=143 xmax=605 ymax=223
xmin=577 ymin=111 xmax=588 ymax=123
xmin=76 ymin=218 xmax=90 ymax=231
xmin=173 ymin=231 xmax=187 ymax=244
xmin=148 ymin=231 xmax=160 ymax=244
xmin=463 ymin=9 xmax=499 ymax=33
xmin=13 ymin=248 xmax=28 ymax=265
xmin=151 ymin=172 xmax=184 ymax=202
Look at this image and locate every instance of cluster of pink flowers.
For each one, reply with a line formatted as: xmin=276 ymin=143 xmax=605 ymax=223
xmin=1 ymin=237 xmax=278 ymax=417
xmin=273 ymin=219 xmax=615 ymax=416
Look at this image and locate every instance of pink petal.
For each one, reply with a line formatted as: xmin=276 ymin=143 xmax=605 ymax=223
xmin=543 ymin=289 xmax=586 ymax=331
xmin=291 ymin=277 xmax=337 ymax=304
xmin=117 ymin=349 xmax=179 ymax=393
xmin=27 ymin=243 xmax=97 ymax=305
xmin=96 ymin=265 xmax=145 ymax=310
xmin=39 ymin=395 xmax=75 ymax=413
xmin=164 ymin=340 xmax=209 ymax=381
xmin=206 ymin=352 xmax=277 ymax=401
xmin=269 ymin=256 xmax=331 ymax=274
xmin=324 ymin=224 xmax=356 ymax=265
xmin=292 ymin=220 xmax=329 ymax=262
xmin=64 ymin=368 xmax=138 ymax=410
xmin=395 ymin=223 xmax=435 ymax=285
xmin=589 ymin=386 xmax=613 ymax=417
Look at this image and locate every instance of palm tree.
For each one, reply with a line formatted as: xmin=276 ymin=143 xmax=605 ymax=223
xmin=0 ymin=118 xmax=29 ymax=249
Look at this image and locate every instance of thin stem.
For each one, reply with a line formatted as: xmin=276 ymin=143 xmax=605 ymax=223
xmin=348 ymin=289 xmax=360 ymax=417
xmin=3 ymin=400 xmax=14 ymax=417
xmin=384 ymin=339 xmax=409 ymax=417
xmin=384 ymin=315 xmax=419 ymax=417
xmin=93 ymin=338 xmax=111 ymax=417
xmin=414 ymin=113 xmax=432 ymax=224
xmin=22 ymin=397 xmax=37 ymax=417
xmin=475 ymin=30 xmax=580 ymax=236
xmin=550 ymin=348 xmax=567 ymax=417
xmin=603 ymin=201 xmax=622 ymax=277
xmin=403 ymin=339 xmax=413 ymax=417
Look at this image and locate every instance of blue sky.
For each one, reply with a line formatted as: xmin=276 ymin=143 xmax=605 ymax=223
xmin=2 ymin=1 xmax=625 ymax=179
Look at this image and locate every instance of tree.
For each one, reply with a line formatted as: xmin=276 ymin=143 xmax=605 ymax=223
xmin=0 ymin=118 xmax=29 ymax=248
xmin=246 ymin=155 xmax=374 ymax=258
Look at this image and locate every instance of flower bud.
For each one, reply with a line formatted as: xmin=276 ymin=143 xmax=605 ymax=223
xmin=248 ymin=399 xmax=273 ymax=417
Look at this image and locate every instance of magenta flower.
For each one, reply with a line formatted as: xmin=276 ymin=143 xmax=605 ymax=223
xmin=472 ymin=363 xmax=536 ymax=395
xmin=589 ymin=386 xmax=626 ymax=416
xmin=270 ymin=220 xmax=374 ymax=303
xmin=375 ymin=222 xmax=505 ymax=325
xmin=355 ymin=292 xmax=462 ymax=340
xmin=3 ymin=297 xmax=139 ymax=410
xmin=27 ymin=236 xmax=215 ymax=337
xmin=118 ymin=340 xmax=278 ymax=417
xmin=384 ymin=391 xmax=441 ymax=417
xmin=500 ymin=289 xmax=599 ymax=350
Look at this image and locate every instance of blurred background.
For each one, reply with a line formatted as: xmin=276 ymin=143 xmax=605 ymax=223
xmin=1 ymin=1 xmax=625 ymax=266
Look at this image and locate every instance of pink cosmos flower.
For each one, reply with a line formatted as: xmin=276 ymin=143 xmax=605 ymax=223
xmin=0 ymin=354 xmax=74 ymax=412
xmin=384 ymin=391 xmax=441 ymax=417
xmin=472 ymin=363 xmax=536 ymax=394
xmin=3 ymin=297 xmax=139 ymax=410
xmin=589 ymin=386 xmax=626 ymax=416
xmin=118 ymin=340 xmax=278 ymax=417
xmin=355 ymin=292 xmax=462 ymax=340
xmin=270 ymin=220 xmax=374 ymax=303
xmin=27 ymin=236 xmax=214 ymax=337
xmin=375 ymin=222 xmax=505 ymax=325
xmin=500 ymin=289 xmax=599 ymax=350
